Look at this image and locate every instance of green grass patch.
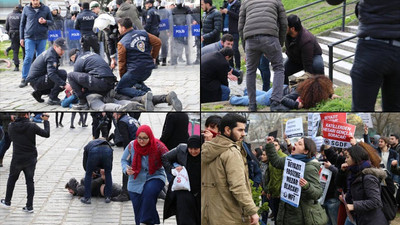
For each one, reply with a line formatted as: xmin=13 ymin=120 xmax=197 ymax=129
xmin=0 ymin=40 xmax=24 ymax=60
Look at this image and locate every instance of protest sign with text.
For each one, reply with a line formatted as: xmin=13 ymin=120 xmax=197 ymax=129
xmin=358 ymin=113 xmax=373 ymax=128
xmin=322 ymin=120 xmax=356 ymax=148
xmin=285 ymin=117 xmax=304 ymax=138
xmin=320 ymin=113 xmax=347 ymax=123
xmin=318 ymin=166 xmax=332 ymax=204
xmin=280 ymin=157 xmax=305 ymax=208
xmin=308 ymin=113 xmax=320 ymax=137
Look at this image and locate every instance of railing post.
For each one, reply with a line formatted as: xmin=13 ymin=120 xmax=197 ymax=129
xmin=328 ymin=44 xmax=333 ymax=81
xmin=342 ymin=0 xmax=347 ymax=31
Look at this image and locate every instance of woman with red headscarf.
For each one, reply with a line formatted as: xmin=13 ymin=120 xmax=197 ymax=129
xmin=121 ymin=125 xmax=168 ymax=225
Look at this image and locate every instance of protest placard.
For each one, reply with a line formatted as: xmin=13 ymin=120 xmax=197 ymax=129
xmin=312 ymin=136 xmax=324 ymax=151
xmin=318 ymin=166 xmax=332 ymax=204
xmin=322 ymin=120 xmax=356 ymax=148
xmin=320 ymin=113 xmax=347 ymax=123
xmin=308 ymin=113 xmax=320 ymax=137
xmin=358 ymin=113 xmax=373 ymax=128
xmin=285 ymin=118 xmax=303 ymax=138
xmin=280 ymin=157 xmax=305 ymax=208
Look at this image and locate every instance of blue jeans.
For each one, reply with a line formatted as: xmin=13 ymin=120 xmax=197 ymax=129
xmin=284 ymin=55 xmax=325 ymax=85
xmin=351 ymin=39 xmax=400 ymax=111
xmin=116 ymin=69 xmax=152 ymax=98
xmin=259 ymin=55 xmax=271 ymax=92
xmin=344 ymin=217 xmax=356 ymax=225
xmin=230 ymin=85 xmax=288 ymax=106
xmin=220 ymin=84 xmax=230 ymax=101
xmin=323 ymin=198 xmax=340 ymax=225
xmin=84 ymin=146 xmax=113 ymax=198
xmin=129 ymin=179 xmax=164 ymax=225
xmin=22 ymin=39 xmax=47 ymax=79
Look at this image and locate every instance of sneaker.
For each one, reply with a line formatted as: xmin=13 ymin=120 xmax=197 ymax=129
xmin=13 ymin=67 xmax=19 ymax=72
xmin=19 ymin=79 xmax=27 ymax=88
xmin=22 ymin=206 xmax=34 ymax=213
xmin=248 ymin=104 xmax=257 ymax=112
xmin=0 ymin=199 xmax=10 ymax=207
xmin=46 ymin=98 xmax=61 ymax=105
xmin=105 ymin=197 xmax=111 ymax=203
xmin=111 ymin=193 xmax=129 ymax=202
xmin=80 ymin=197 xmax=91 ymax=204
xmin=82 ymin=124 xmax=88 ymax=127
xmin=166 ymin=91 xmax=182 ymax=111
xmin=72 ymin=103 xmax=89 ymax=110
xmin=70 ymin=126 xmax=75 ymax=129
xmin=237 ymin=71 xmax=244 ymax=85
xmin=31 ymin=91 xmax=44 ymax=103
xmin=142 ymin=92 xmax=154 ymax=111
xmin=270 ymin=100 xmax=289 ymax=112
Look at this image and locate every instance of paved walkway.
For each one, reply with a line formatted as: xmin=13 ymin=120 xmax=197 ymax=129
xmin=0 ymin=113 xmax=184 ymax=225
xmin=0 ymin=62 xmax=199 ymax=112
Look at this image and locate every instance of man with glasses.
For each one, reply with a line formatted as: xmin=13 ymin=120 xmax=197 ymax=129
xmin=26 ymin=38 xmax=71 ymax=105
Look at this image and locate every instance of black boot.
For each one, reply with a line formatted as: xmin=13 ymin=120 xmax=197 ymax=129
xmin=31 ymin=91 xmax=44 ymax=103
xmin=161 ymin=58 xmax=166 ymax=66
xmin=13 ymin=65 xmax=19 ymax=71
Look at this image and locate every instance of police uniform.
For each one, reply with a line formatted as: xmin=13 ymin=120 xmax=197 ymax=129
xmin=157 ymin=6 xmax=171 ymax=65
xmin=26 ymin=47 xmax=67 ymax=102
xmin=75 ymin=9 xmax=99 ymax=53
xmin=144 ymin=6 xmax=160 ymax=37
xmin=115 ymin=29 xmax=161 ymax=98
xmin=171 ymin=4 xmax=192 ymax=65
xmin=68 ymin=51 xmax=117 ymax=104
xmin=5 ymin=8 xmax=24 ymax=69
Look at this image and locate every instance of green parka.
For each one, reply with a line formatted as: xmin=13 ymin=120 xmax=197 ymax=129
xmin=267 ymin=149 xmax=287 ymax=197
xmin=201 ymin=135 xmax=258 ymax=225
xmin=265 ymin=143 xmax=328 ymax=225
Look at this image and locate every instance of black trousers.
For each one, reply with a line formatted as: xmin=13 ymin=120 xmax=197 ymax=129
xmin=82 ymin=35 xmax=100 ymax=54
xmin=30 ymin=70 xmax=67 ymax=100
xmin=5 ymin=158 xmax=37 ymax=207
xmin=8 ymin=31 xmax=25 ymax=66
xmin=68 ymin=72 xmax=115 ymax=103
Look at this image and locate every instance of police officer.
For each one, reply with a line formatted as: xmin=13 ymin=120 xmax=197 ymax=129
xmin=144 ymin=0 xmax=160 ymax=37
xmin=170 ymin=0 xmax=192 ymax=65
xmin=75 ymin=2 xmax=99 ymax=53
xmin=26 ymin=38 xmax=71 ymax=105
xmin=157 ymin=0 xmax=171 ymax=66
xmin=192 ymin=0 xmax=201 ymax=64
xmin=111 ymin=112 xmax=140 ymax=202
xmin=81 ymin=138 xmax=114 ymax=204
xmin=5 ymin=4 xmax=24 ymax=71
xmin=68 ymin=48 xmax=117 ymax=110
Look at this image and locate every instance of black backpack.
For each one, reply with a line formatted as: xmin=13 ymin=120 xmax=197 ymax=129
xmin=362 ymin=171 xmax=397 ymax=221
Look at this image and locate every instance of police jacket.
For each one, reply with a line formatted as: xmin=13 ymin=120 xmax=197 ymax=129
xmin=6 ymin=10 xmax=22 ymax=32
xmin=222 ymin=0 xmax=240 ymax=34
xmin=202 ymin=6 xmax=222 ymax=45
xmin=75 ymin=9 xmax=97 ymax=36
xmin=82 ymin=139 xmax=113 ymax=171
xmin=117 ymin=114 xmax=140 ymax=148
xmin=8 ymin=117 xmax=50 ymax=163
xmin=144 ymin=7 xmax=160 ymax=36
xmin=20 ymin=2 xmax=54 ymax=40
xmin=285 ymin=27 xmax=322 ymax=73
xmin=171 ymin=4 xmax=192 ymax=26
xmin=26 ymin=47 xmax=66 ymax=87
xmin=74 ymin=52 xmax=116 ymax=79
xmin=49 ymin=13 xmax=64 ymax=31
xmin=117 ymin=29 xmax=161 ymax=76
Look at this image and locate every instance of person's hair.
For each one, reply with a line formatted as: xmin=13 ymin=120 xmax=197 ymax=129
xmin=358 ymin=142 xmax=381 ymax=168
xmin=390 ymin=134 xmax=399 ymax=140
xmin=303 ymin=137 xmax=317 ymax=158
xmin=205 ymin=115 xmax=222 ymax=129
xmin=297 ymin=75 xmax=334 ymax=109
xmin=203 ymin=0 xmax=212 ymax=6
xmin=82 ymin=2 xmax=90 ymax=9
xmin=347 ymin=145 xmax=369 ymax=165
xmin=17 ymin=112 xmax=28 ymax=118
xmin=221 ymin=33 xmax=234 ymax=43
xmin=287 ymin=14 xmax=302 ymax=32
xmin=118 ymin=17 xmax=133 ymax=29
xmin=254 ymin=147 xmax=262 ymax=158
xmin=219 ymin=47 xmax=234 ymax=57
xmin=380 ymin=136 xmax=389 ymax=144
xmin=116 ymin=0 xmax=124 ymax=5
xmin=219 ymin=113 xmax=246 ymax=135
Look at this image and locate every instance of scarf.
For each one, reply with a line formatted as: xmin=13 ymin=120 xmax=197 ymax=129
xmin=289 ymin=154 xmax=315 ymax=163
xmin=131 ymin=125 xmax=168 ymax=179
xmin=346 ymin=160 xmax=372 ymax=201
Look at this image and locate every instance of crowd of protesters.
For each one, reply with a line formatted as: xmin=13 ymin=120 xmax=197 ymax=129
xmin=0 ymin=112 xmax=201 ymax=225
xmin=202 ymin=113 xmax=400 ymax=225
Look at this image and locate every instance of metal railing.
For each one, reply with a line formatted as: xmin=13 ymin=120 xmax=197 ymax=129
xmin=328 ymin=34 xmax=357 ymax=81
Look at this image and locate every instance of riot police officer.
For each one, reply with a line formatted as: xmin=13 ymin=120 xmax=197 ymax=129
xmin=26 ymin=38 xmax=71 ymax=105
xmin=170 ymin=0 xmax=192 ymax=65
xmin=75 ymin=2 xmax=99 ymax=53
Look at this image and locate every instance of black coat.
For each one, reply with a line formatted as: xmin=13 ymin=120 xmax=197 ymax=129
xmin=144 ymin=7 xmax=160 ymax=36
xmin=8 ymin=117 xmax=50 ymax=163
xmin=6 ymin=10 xmax=22 ymax=32
xmin=222 ymin=0 xmax=240 ymax=34
xmin=200 ymin=51 xmax=231 ymax=103
xmin=202 ymin=6 xmax=222 ymax=46
xmin=162 ymin=143 xmax=188 ymax=175
xmin=160 ymin=113 xmax=189 ymax=150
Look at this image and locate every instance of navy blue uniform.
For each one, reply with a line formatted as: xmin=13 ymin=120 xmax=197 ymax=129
xmin=144 ymin=7 xmax=160 ymax=37
xmin=26 ymin=47 xmax=67 ymax=100
xmin=68 ymin=52 xmax=116 ymax=103
xmin=75 ymin=9 xmax=99 ymax=53
xmin=5 ymin=9 xmax=24 ymax=67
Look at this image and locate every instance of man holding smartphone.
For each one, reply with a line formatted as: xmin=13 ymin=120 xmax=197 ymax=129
xmin=1 ymin=112 xmax=50 ymax=213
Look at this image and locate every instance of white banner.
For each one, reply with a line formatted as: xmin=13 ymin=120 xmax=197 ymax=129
xmin=286 ymin=117 xmax=304 ymax=138
xmin=318 ymin=166 xmax=332 ymax=204
xmin=280 ymin=157 xmax=305 ymax=208
xmin=358 ymin=113 xmax=373 ymax=128
xmin=308 ymin=113 xmax=321 ymax=137
xmin=323 ymin=138 xmax=352 ymax=149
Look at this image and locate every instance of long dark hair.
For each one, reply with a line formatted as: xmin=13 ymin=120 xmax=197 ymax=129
xmin=347 ymin=145 xmax=369 ymax=165
xmin=303 ymin=137 xmax=317 ymax=158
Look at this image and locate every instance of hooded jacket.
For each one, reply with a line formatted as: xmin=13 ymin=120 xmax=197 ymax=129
xmin=201 ymin=135 xmax=258 ymax=225
xmin=8 ymin=117 xmax=50 ymax=163
xmin=116 ymin=2 xmax=144 ymax=30
xmin=265 ymin=143 xmax=327 ymax=225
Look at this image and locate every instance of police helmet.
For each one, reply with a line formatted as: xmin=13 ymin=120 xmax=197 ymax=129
xmin=70 ymin=3 xmax=81 ymax=13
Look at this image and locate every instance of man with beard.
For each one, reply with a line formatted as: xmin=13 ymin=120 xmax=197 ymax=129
xmin=201 ymin=113 xmax=259 ymax=224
